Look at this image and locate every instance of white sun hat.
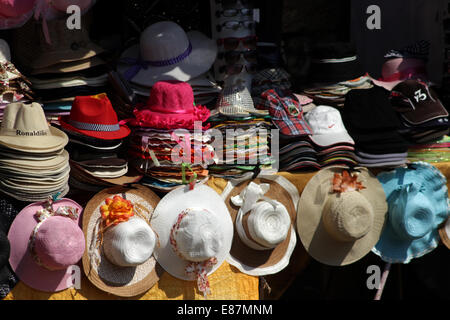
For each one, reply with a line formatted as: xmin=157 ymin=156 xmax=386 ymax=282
xmin=304 ymin=105 xmax=354 ymax=147
xmin=117 ymin=21 xmax=217 ymax=88
xmin=151 ymin=184 xmax=233 ymax=297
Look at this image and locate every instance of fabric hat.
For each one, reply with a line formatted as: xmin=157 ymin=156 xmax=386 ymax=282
xmin=305 ymin=105 xmax=354 ymax=147
xmin=264 ymin=88 xmax=312 ymax=137
xmin=59 ymin=93 xmax=130 ymax=140
xmin=297 ymin=166 xmax=388 ymax=266
xmin=8 ymin=197 xmax=85 ymax=292
xmin=0 ymin=102 xmax=68 ymax=152
xmin=373 ymin=162 xmax=449 ymax=263
xmin=151 ymin=184 xmax=233 ymax=297
xmin=0 ymin=0 xmax=35 ymax=30
xmin=82 ymin=184 xmax=162 ymax=297
xmin=390 ymin=80 xmax=448 ymax=125
xmin=118 ymin=21 xmax=217 ymax=87
xmin=130 ymin=81 xmax=211 ymax=130
xmin=224 ymin=175 xmax=299 ymax=276
xmin=217 ymin=84 xmax=266 ymax=118
xmin=439 ymin=217 xmax=450 ymax=250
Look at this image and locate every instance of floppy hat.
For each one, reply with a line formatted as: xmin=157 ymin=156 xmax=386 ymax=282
xmin=373 ymin=162 xmax=449 ymax=263
xmin=305 ymin=105 xmax=354 ymax=147
xmin=151 ymin=184 xmax=233 ymax=297
xmin=59 ymin=93 xmax=130 ymax=140
xmin=8 ymin=197 xmax=85 ymax=292
xmin=0 ymin=0 xmax=35 ymax=30
xmin=130 ymin=80 xmax=211 ymax=130
xmin=224 ymin=175 xmax=299 ymax=276
xmin=297 ymin=166 xmax=388 ymax=266
xmin=0 ymin=102 xmax=68 ymax=152
xmin=82 ymin=184 xmax=162 ymax=297
xmin=118 ymin=21 xmax=217 ymax=87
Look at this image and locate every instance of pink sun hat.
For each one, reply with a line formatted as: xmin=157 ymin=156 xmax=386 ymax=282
xmin=0 ymin=0 xmax=36 ymax=30
xmin=8 ymin=197 xmax=85 ymax=292
xmin=130 ymin=80 xmax=211 ymax=130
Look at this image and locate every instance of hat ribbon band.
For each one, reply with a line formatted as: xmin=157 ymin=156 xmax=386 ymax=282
xmin=68 ymin=119 xmax=120 ymax=132
xmin=121 ymin=42 xmax=193 ymax=81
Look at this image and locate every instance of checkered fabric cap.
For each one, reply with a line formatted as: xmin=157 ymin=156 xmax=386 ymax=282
xmin=263 ymin=89 xmax=312 ymax=136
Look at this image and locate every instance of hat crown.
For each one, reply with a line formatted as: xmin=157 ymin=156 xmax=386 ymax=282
xmin=246 ymin=201 xmax=290 ymax=248
xmin=174 ymin=208 xmax=223 ymax=262
xmin=1 ymin=102 xmax=50 ymax=134
xmin=389 ymin=184 xmax=434 ymax=240
xmin=218 ymin=85 xmax=255 ymax=109
xmin=306 ymin=105 xmax=346 ymax=134
xmin=140 ymin=21 xmax=190 ymax=62
xmin=147 ymin=80 xmax=195 ymax=114
xmin=34 ymin=216 xmax=85 ymax=270
xmin=323 ymin=191 xmax=374 ymax=242
xmin=103 ymin=217 xmax=156 ymax=267
xmin=0 ymin=0 xmax=35 ymax=18
xmin=70 ymin=94 xmax=119 ymax=125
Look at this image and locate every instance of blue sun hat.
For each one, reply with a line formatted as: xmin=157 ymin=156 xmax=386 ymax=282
xmin=373 ymin=162 xmax=450 ymax=263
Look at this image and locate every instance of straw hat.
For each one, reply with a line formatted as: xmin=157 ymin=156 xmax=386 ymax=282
xmin=151 ymin=184 xmax=233 ymax=297
xmin=82 ymin=184 xmax=162 ymax=297
xmin=373 ymin=162 xmax=449 ymax=263
xmin=297 ymin=166 xmax=388 ymax=266
xmin=0 ymin=102 xmax=68 ymax=153
xmin=223 ymin=175 xmax=299 ymax=276
xmin=7 ymin=197 xmax=85 ymax=292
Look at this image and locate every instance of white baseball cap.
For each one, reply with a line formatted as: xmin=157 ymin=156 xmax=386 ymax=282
xmin=305 ymin=105 xmax=354 ymax=147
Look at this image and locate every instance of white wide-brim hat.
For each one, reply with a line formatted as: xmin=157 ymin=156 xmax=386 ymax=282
xmin=117 ymin=21 xmax=217 ymax=88
xmin=151 ymin=184 xmax=233 ymax=281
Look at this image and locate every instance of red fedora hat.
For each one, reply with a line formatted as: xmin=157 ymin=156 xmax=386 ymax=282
xmin=59 ymin=93 xmax=131 ymax=140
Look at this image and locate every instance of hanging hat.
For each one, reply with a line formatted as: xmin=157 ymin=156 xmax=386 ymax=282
xmin=373 ymin=162 xmax=449 ymax=263
xmin=224 ymin=175 xmax=299 ymax=276
xmin=297 ymin=166 xmax=388 ymax=266
xmin=151 ymin=184 xmax=233 ymax=297
xmin=59 ymin=94 xmax=131 ymax=140
xmin=130 ymin=81 xmax=211 ymax=130
xmin=117 ymin=21 xmax=217 ymax=87
xmin=0 ymin=0 xmax=35 ymax=30
xmin=7 ymin=197 xmax=85 ymax=292
xmin=0 ymin=102 xmax=68 ymax=153
xmin=82 ymin=185 xmax=162 ymax=297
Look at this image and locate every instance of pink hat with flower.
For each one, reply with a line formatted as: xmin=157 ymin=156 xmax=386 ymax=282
xmin=131 ymin=80 xmax=211 ymax=130
xmin=7 ymin=197 xmax=85 ymax=292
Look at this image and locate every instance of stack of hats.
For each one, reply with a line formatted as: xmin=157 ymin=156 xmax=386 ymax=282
xmin=127 ymin=80 xmax=211 ymax=192
xmin=343 ymin=85 xmax=411 ymax=168
xmin=0 ymin=102 xmax=70 ymax=202
xmin=117 ymin=21 xmax=219 ymax=109
xmin=389 ymin=79 xmax=450 ymax=144
xmin=407 ymin=135 xmax=450 ymax=163
xmin=304 ymin=105 xmax=357 ymax=168
xmin=58 ymin=94 xmax=137 ymax=192
xmin=0 ymin=39 xmax=34 ymax=120
xmin=207 ymin=82 xmax=273 ymax=181
xmin=11 ymin=6 xmax=108 ymax=124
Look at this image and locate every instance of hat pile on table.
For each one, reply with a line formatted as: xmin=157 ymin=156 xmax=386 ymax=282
xmin=58 ymin=93 xmax=137 ymax=192
xmin=127 ymin=80 xmax=211 ymax=192
xmin=0 ymin=39 xmax=34 ymax=120
xmin=0 ymin=102 xmax=70 ymax=202
xmin=343 ymin=85 xmax=411 ymax=168
xmin=11 ymin=5 xmax=108 ymax=125
xmin=407 ymin=135 xmax=450 ymax=163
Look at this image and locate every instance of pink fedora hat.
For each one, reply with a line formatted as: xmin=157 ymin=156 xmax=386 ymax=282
xmin=8 ymin=197 xmax=85 ymax=292
xmin=0 ymin=0 xmax=36 ymax=30
xmin=369 ymin=57 xmax=428 ymax=91
xmin=130 ymin=80 xmax=211 ymax=130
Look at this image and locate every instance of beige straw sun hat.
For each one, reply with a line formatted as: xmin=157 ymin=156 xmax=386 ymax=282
xmin=297 ymin=166 xmax=388 ymax=266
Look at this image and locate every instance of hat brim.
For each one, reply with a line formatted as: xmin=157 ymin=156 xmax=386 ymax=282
xmin=152 ymin=184 xmax=233 ymax=281
xmin=0 ymin=126 xmax=68 ymax=153
xmin=117 ymin=31 xmax=217 ymax=87
xmin=7 ymin=198 xmax=84 ymax=292
xmin=29 ymin=56 xmax=106 ymax=75
xmin=59 ymin=116 xmax=131 ymax=140
xmin=82 ymin=185 xmax=162 ymax=297
xmin=373 ymin=162 xmax=449 ymax=263
xmin=297 ymin=166 xmax=388 ymax=266
xmin=309 ymin=132 xmax=355 ymax=148
xmin=223 ymin=175 xmax=299 ymax=276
